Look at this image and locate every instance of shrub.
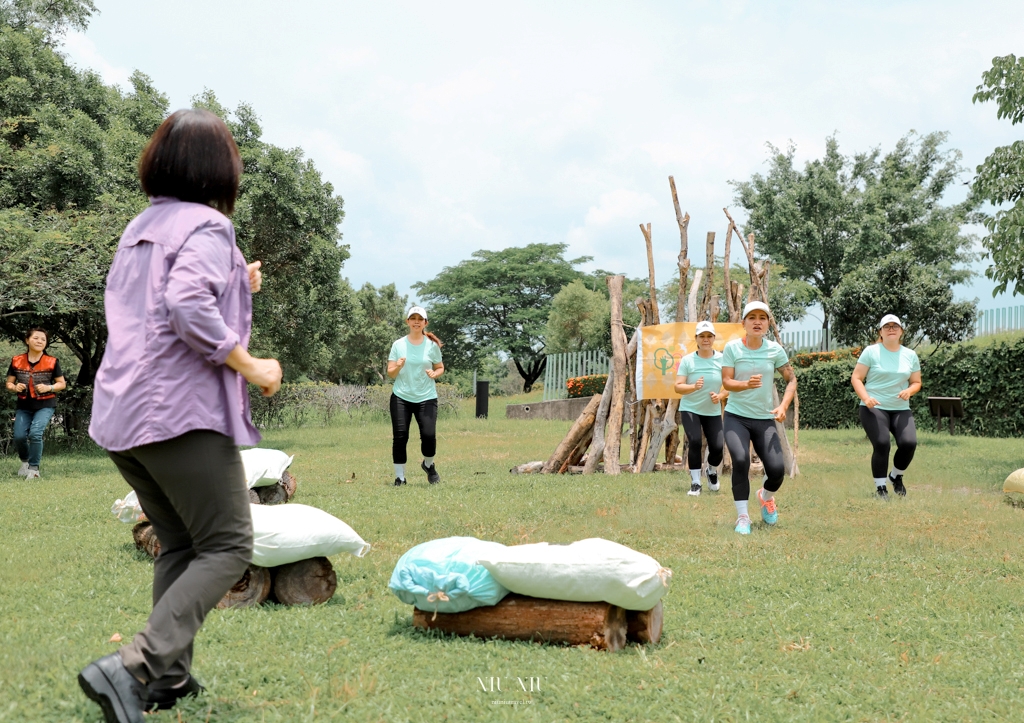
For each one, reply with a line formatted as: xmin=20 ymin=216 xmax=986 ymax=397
xmin=566 ymin=374 xmax=608 ymax=398
xmin=792 ymin=347 xmax=863 ymax=368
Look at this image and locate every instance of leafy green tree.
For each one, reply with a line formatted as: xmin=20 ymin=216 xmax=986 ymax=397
xmin=545 ymin=279 xmax=610 ymax=353
xmin=825 ymin=253 xmax=977 ymax=348
xmin=0 ymin=0 xmax=96 ymax=41
xmin=972 ymin=54 xmax=1024 ymax=295
xmin=413 ymin=243 xmax=588 ymax=392
xmin=331 ymin=281 xmax=406 ymax=384
xmin=733 ymin=132 xmax=976 ymax=335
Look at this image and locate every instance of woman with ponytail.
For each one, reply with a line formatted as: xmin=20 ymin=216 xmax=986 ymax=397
xmin=387 ymin=306 xmax=445 ymax=486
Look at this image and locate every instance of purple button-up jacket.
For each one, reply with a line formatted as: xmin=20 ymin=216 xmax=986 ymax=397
xmin=90 ymin=197 xmax=261 ymax=452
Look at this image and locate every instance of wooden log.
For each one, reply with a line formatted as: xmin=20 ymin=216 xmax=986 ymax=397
xmin=412 ymin=593 xmax=628 ymax=652
xmin=664 ymin=428 xmax=680 ymax=466
xmin=626 ymin=601 xmax=663 ymax=644
xmin=281 ymin=470 xmax=297 ymax=500
xmin=510 ymin=461 xmax=545 ymax=474
xmin=723 ymin=222 xmax=737 ymax=321
xmin=255 ymin=481 xmax=288 ymax=505
xmin=687 ymin=269 xmax=702 ymax=322
xmin=699 ymin=231 xmax=716 ymax=320
xmin=710 ymin=294 xmax=720 ymax=322
xmin=217 ymin=564 xmax=272 ymax=609
xmin=132 ymin=520 xmax=161 ymax=558
xmin=543 ymin=394 xmax=601 ymax=473
xmin=604 ymin=275 xmax=629 ymax=475
xmin=561 ymin=425 xmax=594 ymax=473
xmin=633 ymin=402 xmax=655 ymax=473
xmin=669 ymin=176 xmax=691 ymax=322
xmin=639 ymin=400 xmax=679 ymax=473
xmin=583 ymin=370 xmax=615 ymax=474
xmin=640 ymin=223 xmax=660 ymax=324
xmin=271 ymin=557 xmax=337 ymax=606
xmin=248 ymin=488 xmax=261 ymax=504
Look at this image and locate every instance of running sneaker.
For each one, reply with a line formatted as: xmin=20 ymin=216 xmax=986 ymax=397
xmin=393 ymin=477 xmax=407 ymax=486
xmin=706 ymin=467 xmax=720 ymax=492
xmin=876 ymin=484 xmax=889 ymax=500
xmin=421 ymin=461 xmax=441 ymax=484
xmin=687 ymin=482 xmax=701 ymax=496
xmin=757 ymin=488 xmax=778 ymax=525
xmin=17 ymin=461 xmax=29 ymax=477
xmin=735 ymin=514 xmax=751 ymax=535
xmin=889 ymin=474 xmax=906 ymax=497
xmin=25 ymin=467 xmax=40 ymax=479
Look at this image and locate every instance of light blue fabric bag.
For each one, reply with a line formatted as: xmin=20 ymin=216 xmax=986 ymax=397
xmin=389 ymin=536 xmax=510 ymax=613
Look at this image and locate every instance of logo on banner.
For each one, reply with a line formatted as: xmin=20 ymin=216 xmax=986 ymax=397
xmin=653 ymin=348 xmax=676 ymax=376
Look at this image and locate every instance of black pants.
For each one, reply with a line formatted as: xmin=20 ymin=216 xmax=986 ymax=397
xmin=107 ymin=430 xmax=253 ymax=687
xmin=724 ymin=412 xmax=785 ymax=502
xmin=679 ymin=411 xmax=724 ymax=470
xmin=858 ymin=406 xmax=917 ymax=478
xmin=390 ymin=394 xmax=438 ymax=464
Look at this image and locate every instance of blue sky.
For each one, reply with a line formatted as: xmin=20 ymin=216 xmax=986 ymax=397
xmin=62 ymin=1 xmax=1023 ymax=330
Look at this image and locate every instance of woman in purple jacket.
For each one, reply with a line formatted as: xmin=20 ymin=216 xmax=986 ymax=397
xmin=78 ymin=109 xmax=282 ymax=723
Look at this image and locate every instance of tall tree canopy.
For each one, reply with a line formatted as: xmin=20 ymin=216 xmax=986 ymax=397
xmin=331 ymin=281 xmax=406 ymax=384
xmin=545 ymin=279 xmax=610 ymax=354
xmin=972 ymin=54 xmax=1024 ymax=295
xmin=0 ymin=15 xmax=349 ymax=387
xmin=413 ymin=243 xmax=588 ymax=392
xmin=733 ymin=132 xmax=976 ymax=335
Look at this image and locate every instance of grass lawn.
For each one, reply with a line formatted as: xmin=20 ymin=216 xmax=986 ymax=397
xmin=3 ymin=394 xmax=1024 ymax=722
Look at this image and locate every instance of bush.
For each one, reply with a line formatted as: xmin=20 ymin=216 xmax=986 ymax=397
xmin=789 ymin=337 xmax=1024 ymax=436
xmin=792 ymin=347 xmax=863 ymax=368
xmin=566 ymin=374 xmax=608 ymax=399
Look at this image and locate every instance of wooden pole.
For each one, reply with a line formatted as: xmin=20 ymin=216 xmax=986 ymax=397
xmin=640 ymin=223 xmax=660 ymax=324
xmin=543 ymin=394 xmax=602 ymax=473
xmin=669 ymin=176 xmax=690 ymax=322
xmin=687 ymin=269 xmax=703 ymax=322
xmin=604 ymin=275 xmax=628 ymax=474
xmin=582 ymin=369 xmax=614 ymax=474
xmin=723 ymin=222 xmax=737 ymax=321
xmin=699 ymin=231 xmax=716 ymax=320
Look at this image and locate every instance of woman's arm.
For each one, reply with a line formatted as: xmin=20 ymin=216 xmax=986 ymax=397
xmin=770 ymin=363 xmax=797 ymax=422
xmin=226 ymin=345 xmax=282 ymax=397
xmin=426 ymin=362 xmax=445 ymax=380
xmin=722 ymin=367 xmax=762 ymax=392
xmin=851 ymin=363 xmax=878 ymax=408
xmin=710 ymin=388 xmax=729 ymax=404
xmin=897 ymin=371 xmax=922 ymax=400
xmin=35 ymin=376 xmax=66 ymax=394
xmin=5 ymin=374 xmax=24 ymax=393
xmin=674 ymin=376 xmax=703 ymax=395
xmin=387 ymin=358 xmax=406 ymax=379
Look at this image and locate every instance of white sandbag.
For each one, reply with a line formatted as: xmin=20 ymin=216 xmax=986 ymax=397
xmin=1005 ymin=468 xmax=1024 ymax=494
xmin=476 ymin=538 xmax=672 ymax=611
xmin=111 ymin=490 xmax=145 ymax=524
xmin=240 ymin=448 xmax=294 ymax=488
xmin=249 ymin=503 xmax=370 ymax=567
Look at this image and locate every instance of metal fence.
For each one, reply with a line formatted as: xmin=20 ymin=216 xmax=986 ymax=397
xmin=975 ymin=305 xmax=1024 ymax=336
xmin=778 ymin=328 xmax=837 ymax=353
xmin=542 ymin=350 xmax=610 ymax=401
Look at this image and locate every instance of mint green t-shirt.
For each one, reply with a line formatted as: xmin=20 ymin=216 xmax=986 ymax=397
xmin=676 ymin=350 xmax=724 ymax=417
xmin=722 ymin=338 xmax=790 ymax=420
xmin=389 ymin=337 xmax=443 ymax=403
xmin=856 ymin=344 xmax=920 ymax=411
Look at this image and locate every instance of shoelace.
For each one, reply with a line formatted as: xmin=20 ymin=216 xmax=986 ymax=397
xmin=759 ymin=491 xmax=776 ymax=514
xmin=426 ymin=591 xmax=450 ymax=621
xmin=736 ymin=514 xmax=751 ymax=525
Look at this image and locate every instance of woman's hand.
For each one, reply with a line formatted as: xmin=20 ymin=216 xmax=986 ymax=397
xmin=710 ymin=391 xmax=727 ymax=404
xmin=226 ymin=346 xmax=282 ymax=397
xmin=247 ymin=261 xmax=263 ymax=293
xmin=425 ymin=369 xmax=441 ymax=379
xmin=770 ymin=405 xmax=787 ymax=423
xmin=864 ymin=396 xmax=880 ymax=408
xmin=746 ymin=373 xmax=763 ymax=389
xmin=13 ymin=382 xmax=26 ymax=393
xmin=896 ymin=389 xmax=912 ymax=401
xmin=34 ymin=383 xmax=51 ymax=395
xmin=693 ymin=376 xmax=704 ymax=390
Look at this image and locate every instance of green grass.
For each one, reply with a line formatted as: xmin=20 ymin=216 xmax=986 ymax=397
xmin=3 ymin=398 xmax=1024 ymax=722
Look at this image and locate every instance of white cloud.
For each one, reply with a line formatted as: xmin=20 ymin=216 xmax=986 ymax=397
xmin=59 ymin=31 xmax=132 ymax=88
xmin=584 ymin=189 xmax=659 ymax=227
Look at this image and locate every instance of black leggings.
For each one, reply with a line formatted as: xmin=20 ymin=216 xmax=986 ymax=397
xmin=858 ymin=406 xmax=917 ymax=478
xmin=724 ymin=412 xmax=785 ymax=502
xmin=679 ymin=411 xmax=724 ymax=470
xmin=390 ymin=394 xmax=438 ymax=464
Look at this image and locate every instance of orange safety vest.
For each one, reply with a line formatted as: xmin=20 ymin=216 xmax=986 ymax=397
xmin=10 ymin=353 xmax=58 ymax=403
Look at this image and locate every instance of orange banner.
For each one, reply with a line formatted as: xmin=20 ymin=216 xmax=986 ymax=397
xmin=635 ymin=322 xmax=745 ymax=400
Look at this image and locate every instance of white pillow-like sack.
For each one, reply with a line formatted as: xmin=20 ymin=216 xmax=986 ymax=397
xmin=111 ymin=490 xmax=145 ymax=524
xmin=240 ymin=448 xmax=295 ymax=488
xmin=249 ymin=503 xmax=371 ymax=567
xmin=476 ymin=538 xmax=671 ymax=611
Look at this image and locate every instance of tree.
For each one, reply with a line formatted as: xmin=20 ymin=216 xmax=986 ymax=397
xmin=545 ymin=279 xmax=610 ymax=353
xmin=972 ymin=54 xmax=1024 ymax=295
xmin=825 ymin=253 xmax=977 ymax=348
xmin=733 ymin=132 xmax=976 ymax=335
xmin=331 ymin=281 xmax=406 ymax=384
xmin=413 ymin=243 xmax=588 ymax=392
xmin=0 ymin=0 xmax=96 ymax=41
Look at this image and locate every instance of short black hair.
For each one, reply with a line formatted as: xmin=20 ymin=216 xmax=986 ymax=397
xmin=138 ymin=109 xmax=242 ymax=214
xmin=24 ymin=327 xmax=48 ymax=345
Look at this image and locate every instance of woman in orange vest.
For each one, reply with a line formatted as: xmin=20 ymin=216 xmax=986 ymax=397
xmin=5 ymin=327 xmax=66 ymax=478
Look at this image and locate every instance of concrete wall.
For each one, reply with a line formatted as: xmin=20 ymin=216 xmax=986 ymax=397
xmin=506 ymin=397 xmax=591 ymax=421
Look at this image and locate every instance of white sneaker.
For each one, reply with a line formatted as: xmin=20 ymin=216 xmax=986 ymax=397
xmin=687 ymin=482 xmax=702 ymax=496
xmin=706 ymin=467 xmax=720 ymax=492
xmin=25 ymin=467 xmax=40 ymax=479
xmin=17 ymin=462 xmax=30 ymax=477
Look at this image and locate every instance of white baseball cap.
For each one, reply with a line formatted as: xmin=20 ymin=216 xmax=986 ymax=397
xmin=878 ymin=314 xmax=903 ymax=329
xmin=406 ymin=305 xmax=428 ymax=320
xmin=742 ymin=301 xmax=771 ymax=319
xmin=695 ymin=320 xmax=716 ymax=336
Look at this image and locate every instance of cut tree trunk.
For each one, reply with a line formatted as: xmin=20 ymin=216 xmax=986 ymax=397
xmin=583 ymin=371 xmax=615 ymax=474
xmin=669 ymin=176 xmax=690 ymax=321
xmin=561 ymin=426 xmax=594 ymax=473
xmin=625 ymin=601 xmax=663 ymax=644
xmin=132 ymin=520 xmax=161 ymax=558
xmin=412 ymin=593 xmax=628 ymax=652
xmin=543 ymin=394 xmax=602 ymax=474
xmin=255 ymin=482 xmax=288 ymax=505
xmin=604 ymin=276 xmax=629 ymax=475
xmin=272 ymin=557 xmax=337 ymax=606
xmin=640 ymin=223 xmax=660 ymax=325
xmin=217 ymin=565 xmax=272 ymax=609
xmin=687 ymin=269 xmax=703 ymax=322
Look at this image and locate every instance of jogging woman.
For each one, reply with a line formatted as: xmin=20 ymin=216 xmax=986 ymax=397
xmin=5 ymin=327 xmax=66 ymax=479
xmin=851 ymin=314 xmax=921 ymax=499
xmin=674 ymin=320 xmax=728 ymax=497
xmin=387 ymin=306 xmax=444 ymax=486
xmin=721 ymin=301 xmax=797 ymax=535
